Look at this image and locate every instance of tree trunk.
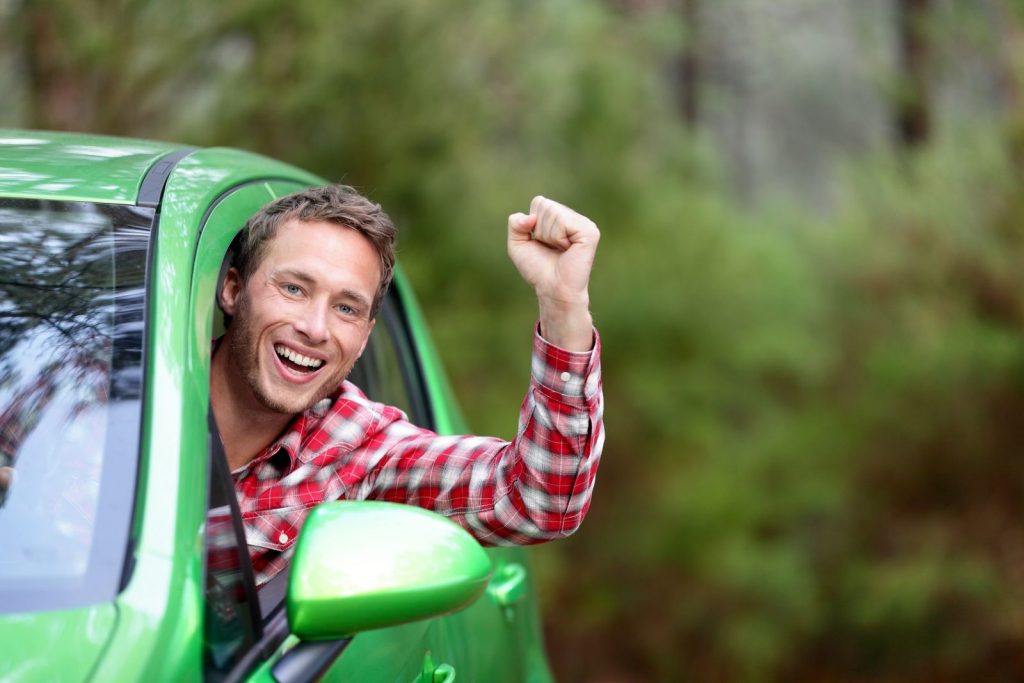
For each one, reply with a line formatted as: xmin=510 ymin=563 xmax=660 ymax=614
xmin=679 ymin=0 xmax=701 ymax=128
xmin=896 ymin=0 xmax=932 ymax=147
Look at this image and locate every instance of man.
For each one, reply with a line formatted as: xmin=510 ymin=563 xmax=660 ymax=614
xmin=210 ymin=185 xmax=604 ymax=586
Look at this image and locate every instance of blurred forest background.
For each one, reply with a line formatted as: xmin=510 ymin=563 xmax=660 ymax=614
xmin=3 ymin=0 xmax=1024 ymax=680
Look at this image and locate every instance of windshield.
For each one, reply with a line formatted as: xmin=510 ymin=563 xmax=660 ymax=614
xmin=0 ymin=198 xmax=152 ymax=613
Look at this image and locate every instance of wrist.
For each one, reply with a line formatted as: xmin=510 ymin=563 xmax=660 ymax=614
xmin=536 ymin=287 xmax=590 ymax=311
xmin=537 ymin=299 xmax=594 ymax=352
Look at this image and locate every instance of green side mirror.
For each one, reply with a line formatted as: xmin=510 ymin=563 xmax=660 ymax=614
xmin=287 ymin=501 xmax=493 ymax=639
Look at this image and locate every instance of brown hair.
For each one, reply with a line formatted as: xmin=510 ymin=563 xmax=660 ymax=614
xmin=232 ymin=185 xmax=397 ymax=317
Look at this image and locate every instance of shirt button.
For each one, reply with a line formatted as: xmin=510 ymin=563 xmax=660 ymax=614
xmin=560 ymin=371 xmax=572 ymax=382
xmin=278 ymin=532 xmax=289 ymax=544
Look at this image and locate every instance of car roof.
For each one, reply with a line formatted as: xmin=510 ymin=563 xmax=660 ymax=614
xmin=0 ymin=129 xmax=187 ymax=205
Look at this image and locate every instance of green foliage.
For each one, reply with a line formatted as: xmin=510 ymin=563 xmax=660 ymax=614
xmin=6 ymin=1 xmax=1024 ymax=680
xmin=540 ymin=127 xmax=1024 ymax=681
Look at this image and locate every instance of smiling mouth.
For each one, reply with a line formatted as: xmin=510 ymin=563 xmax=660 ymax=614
xmin=274 ymin=345 xmax=325 ymax=374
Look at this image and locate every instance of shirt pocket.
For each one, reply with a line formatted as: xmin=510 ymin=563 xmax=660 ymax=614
xmin=242 ymin=501 xmax=320 ymax=553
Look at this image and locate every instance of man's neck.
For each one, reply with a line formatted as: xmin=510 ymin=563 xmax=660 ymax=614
xmin=210 ymin=341 xmax=294 ymax=472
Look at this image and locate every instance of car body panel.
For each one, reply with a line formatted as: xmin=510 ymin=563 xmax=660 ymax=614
xmin=245 ymin=623 xmax=434 ymax=683
xmin=0 ymin=130 xmax=179 ymax=203
xmin=0 ymin=604 xmax=117 ymax=682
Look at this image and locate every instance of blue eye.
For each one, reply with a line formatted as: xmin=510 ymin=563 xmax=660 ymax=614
xmin=336 ymin=304 xmax=355 ymax=316
xmin=283 ymin=284 xmax=302 ymax=296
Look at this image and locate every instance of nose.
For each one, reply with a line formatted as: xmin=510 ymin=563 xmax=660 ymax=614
xmin=294 ymin=300 xmax=329 ymax=344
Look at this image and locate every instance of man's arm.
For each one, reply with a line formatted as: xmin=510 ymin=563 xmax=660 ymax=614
xmin=507 ymin=196 xmax=600 ymax=351
xmin=356 ymin=198 xmax=603 ymax=544
xmin=359 ymin=331 xmax=603 ymax=545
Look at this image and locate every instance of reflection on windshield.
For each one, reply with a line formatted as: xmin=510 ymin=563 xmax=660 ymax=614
xmin=0 ymin=198 xmax=151 ymax=611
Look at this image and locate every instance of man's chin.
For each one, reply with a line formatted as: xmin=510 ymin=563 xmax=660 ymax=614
xmin=253 ymin=384 xmax=325 ymax=415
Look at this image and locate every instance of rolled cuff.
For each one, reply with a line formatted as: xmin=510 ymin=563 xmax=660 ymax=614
xmin=531 ymin=323 xmax=602 ymax=405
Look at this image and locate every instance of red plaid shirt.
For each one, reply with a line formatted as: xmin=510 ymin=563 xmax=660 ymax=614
xmin=232 ymin=328 xmax=604 ymax=586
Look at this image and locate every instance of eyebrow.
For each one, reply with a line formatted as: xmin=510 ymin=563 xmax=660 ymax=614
xmin=275 ymin=268 xmax=316 ymax=286
xmin=274 ymin=268 xmax=372 ymax=310
xmin=336 ymin=289 xmax=372 ymax=312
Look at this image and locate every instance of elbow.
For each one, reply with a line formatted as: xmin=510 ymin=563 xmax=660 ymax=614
xmin=524 ymin=501 xmax=592 ymax=545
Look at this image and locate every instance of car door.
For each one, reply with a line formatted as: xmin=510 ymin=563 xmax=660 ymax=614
xmin=190 ymin=180 xmax=461 ymax=682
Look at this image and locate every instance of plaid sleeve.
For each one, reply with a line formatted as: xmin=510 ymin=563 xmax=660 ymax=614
xmin=361 ymin=326 xmax=604 ymax=545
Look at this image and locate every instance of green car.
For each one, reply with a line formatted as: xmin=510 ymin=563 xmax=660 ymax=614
xmin=0 ymin=130 xmax=555 ymax=682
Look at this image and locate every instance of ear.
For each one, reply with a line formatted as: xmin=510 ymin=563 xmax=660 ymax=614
xmin=219 ymin=267 xmax=243 ymax=317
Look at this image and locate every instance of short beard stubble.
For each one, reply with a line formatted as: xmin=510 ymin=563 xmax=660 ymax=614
xmin=227 ymin=292 xmax=351 ymax=415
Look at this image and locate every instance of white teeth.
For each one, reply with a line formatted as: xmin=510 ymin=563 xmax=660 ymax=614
xmin=274 ymin=345 xmax=324 ymax=369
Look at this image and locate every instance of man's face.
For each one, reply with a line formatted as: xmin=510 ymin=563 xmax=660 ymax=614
xmin=219 ymin=218 xmax=379 ymax=415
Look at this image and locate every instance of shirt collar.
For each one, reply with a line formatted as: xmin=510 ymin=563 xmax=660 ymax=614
xmin=245 ymin=395 xmax=337 ymax=474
